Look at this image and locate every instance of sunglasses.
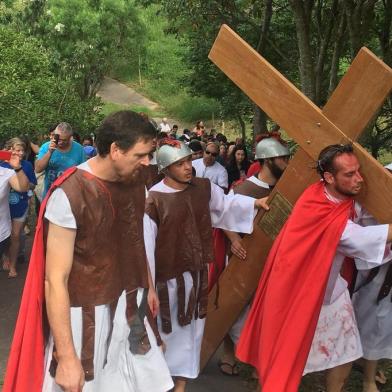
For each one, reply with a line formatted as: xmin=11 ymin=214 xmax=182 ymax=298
xmin=205 ymin=150 xmax=218 ymax=157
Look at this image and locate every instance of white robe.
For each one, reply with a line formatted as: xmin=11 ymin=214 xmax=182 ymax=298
xmin=42 ymin=162 xmax=174 ymax=392
xmin=352 ymin=218 xmax=392 ymax=361
xmin=144 ymin=179 xmax=255 ymax=378
xmin=227 ymin=175 xmax=270 ymax=345
xmin=304 ymin=198 xmax=391 ymax=374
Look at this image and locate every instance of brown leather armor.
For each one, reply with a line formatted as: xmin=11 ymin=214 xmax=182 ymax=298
xmin=49 ymin=168 xmax=155 ymax=380
xmin=145 ymin=177 xmax=213 ymax=333
xmin=233 ymin=177 xmax=271 ymax=199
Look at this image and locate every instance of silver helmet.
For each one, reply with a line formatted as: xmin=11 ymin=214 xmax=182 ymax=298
xmin=157 ymin=140 xmax=193 ymax=171
xmin=255 ymin=138 xmax=290 ymax=160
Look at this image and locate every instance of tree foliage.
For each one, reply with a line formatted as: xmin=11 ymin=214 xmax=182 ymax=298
xmin=28 ymin=0 xmax=147 ymax=99
xmin=0 ymin=26 xmax=102 ymax=141
xmin=140 ymin=0 xmax=391 ymax=156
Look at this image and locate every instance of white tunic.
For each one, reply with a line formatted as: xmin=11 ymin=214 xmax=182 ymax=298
xmin=353 ymin=218 xmax=392 ymax=361
xmin=228 ymin=175 xmax=270 ymax=344
xmin=42 ymin=162 xmax=174 ymax=392
xmin=144 ymin=179 xmax=255 ymax=378
xmin=304 ymin=192 xmax=391 ymax=374
xmin=192 ymin=158 xmax=228 ymax=190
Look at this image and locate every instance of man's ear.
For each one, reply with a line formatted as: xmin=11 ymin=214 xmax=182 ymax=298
xmin=110 ymin=142 xmax=121 ymax=159
xmin=323 ymin=171 xmax=334 ymax=185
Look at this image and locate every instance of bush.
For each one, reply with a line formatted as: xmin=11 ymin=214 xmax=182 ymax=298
xmin=0 ymin=26 xmax=102 ymax=141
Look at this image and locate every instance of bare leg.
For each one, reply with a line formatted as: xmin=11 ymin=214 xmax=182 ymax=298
xmin=326 ymin=362 xmax=353 ymax=392
xmin=219 ymin=335 xmax=238 ymax=375
xmin=8 ymin=220 xmax=24 ymax=277
xmin=174 ymin=378 xmax=186 ymax=392
xmin=362 ymin=360 xmax=380 ymax=392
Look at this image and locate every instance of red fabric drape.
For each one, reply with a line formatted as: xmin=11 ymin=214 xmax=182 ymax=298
xmin=236 ymin=181 xmax=353 ymax=392
xmin=208 ymin=228 xmax=227 ymax=292
xmin=3 ymin=167 xmax=77 ymax=392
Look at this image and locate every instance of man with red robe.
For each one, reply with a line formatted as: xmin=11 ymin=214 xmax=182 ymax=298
xmin=3 ymin=111 xmax=173 ymax=392
xmin=236 ymin=144 xmax=392 ymax=392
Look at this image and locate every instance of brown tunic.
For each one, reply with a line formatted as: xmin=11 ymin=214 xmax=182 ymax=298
xmin=49 ymin=169 xmax=154 ymax=380
xmin=145 ymin=178 xmax=213 ymax=333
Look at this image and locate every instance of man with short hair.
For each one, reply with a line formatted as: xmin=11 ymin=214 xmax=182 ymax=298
xmin=188 ymin=140 xmax=204 ymax=161
xmin=4 ymin=111 xmax=173 ymax=392
xmin=35 ymin=122 xmax=86 ymax=197
xmin=159 ymin=118 xmax=171 ymax=134
xmin=144 ymin=140 xmax=269 ymax=392
xmin=237 ymin=144 xmax=392 ymax=392
xmin=192 ymin=142 xmax=228 ymax=191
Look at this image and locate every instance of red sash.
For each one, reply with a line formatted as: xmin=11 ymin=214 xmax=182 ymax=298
xmin=3 ymin=167 xmax=77 ymax=392
xmin=236 ymin=181 xmax=353 ymax=392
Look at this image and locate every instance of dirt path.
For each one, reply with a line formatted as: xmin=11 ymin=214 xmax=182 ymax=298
xmin=97 ymin=77 xmax=187 ymax=129
xmin=97 ymin=77 xmax=160 ymax=110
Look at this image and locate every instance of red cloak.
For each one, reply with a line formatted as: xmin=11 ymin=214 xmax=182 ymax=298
xmin=3 ymin=167 xmax=77 ymax=392
xmin=236 ymin=181 xmax=353 ymax=392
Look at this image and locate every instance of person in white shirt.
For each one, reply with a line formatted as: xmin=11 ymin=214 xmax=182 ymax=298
xmin=0 ymin=151 xmax=29 ymax=266
xmin=192 ymin=142 xmax=228 ymax=191
xmin=159 ymin=118 xmax=171 ymax=134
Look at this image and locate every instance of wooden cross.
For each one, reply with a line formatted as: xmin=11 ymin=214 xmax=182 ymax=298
xmin=200 ymin=24 xmax=392 ymax=369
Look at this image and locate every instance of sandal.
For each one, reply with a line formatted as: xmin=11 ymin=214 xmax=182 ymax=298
xmin=218 ymin=360 xmax=239 ymax=376
xmin=8 ymin=271 xmax=18 ymax=278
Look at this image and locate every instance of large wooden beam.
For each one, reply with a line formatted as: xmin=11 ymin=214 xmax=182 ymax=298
xmin=208 ymin=25 xmax=392 ymax=223
xmin=200 ymin=25 xmax=392 ymax=368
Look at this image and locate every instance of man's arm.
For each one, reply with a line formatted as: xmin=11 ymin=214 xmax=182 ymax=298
xmin=35 ymin=140 xmax=56 ymax=173
xmin=45 ymin=222 xmax=85 ymax=392
xmin=8 ymin=152 xmax=29 ymax=192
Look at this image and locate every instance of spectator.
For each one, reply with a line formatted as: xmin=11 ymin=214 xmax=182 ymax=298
xmin=159 ymin=117 xmax=171 ymax=133
xmin=216 ymin=144 xmax=228 ymax=166
xmin=170 ymin=124 xmax=179 ymax=139
xmin=189 ymin=139 xmax=204 ymax=160
xmin=35 ymin=122 xmax=86 ymax=197
xmin=192 ymin=142 xmax=228 ymax=191
xmin=0 ymin=143 xmax=29 ymax=276
xmin=1 ymin=138 xmax=36 ymax=278
xmin=82 ymin=136 xmax=94 ymax=146
xmin=226 ymin=145 xmax=250 ymax=188
xmin=193 ymin=120 xmax=205 ymax=137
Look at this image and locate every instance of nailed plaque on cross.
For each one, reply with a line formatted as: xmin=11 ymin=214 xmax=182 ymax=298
xmin=200 ymin=24 xmax=392 ymax=369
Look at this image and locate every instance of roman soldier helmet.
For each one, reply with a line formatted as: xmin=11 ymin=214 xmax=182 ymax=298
xmin=255 ymin=137 xmax=290 ymax=160
xmin=157 ymin=139 xmax=193 ymax=171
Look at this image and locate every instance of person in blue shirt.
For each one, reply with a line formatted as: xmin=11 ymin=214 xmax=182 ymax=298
xmin=1 ymin=137 xmax=37 ymax=277
xmin=35 ymin=122 xmax=86 ymax=197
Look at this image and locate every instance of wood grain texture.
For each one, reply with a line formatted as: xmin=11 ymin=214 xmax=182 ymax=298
xmin=208 ymin=24 xmax=392 ymax=222
xmin=323 ymin=47 xmax=392 ymax=140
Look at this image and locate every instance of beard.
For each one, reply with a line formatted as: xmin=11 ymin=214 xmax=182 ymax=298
xmin=334 ymin=182 xmax=361 ymax=197
xmin=267 ymin=160 xmax=285 ymax=180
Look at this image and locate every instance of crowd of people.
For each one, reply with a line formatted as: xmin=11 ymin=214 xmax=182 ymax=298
xmin=0 ymin=124 xmax=97 ymax=278
xmin=2 ymin=111 xmax=392 ymax=392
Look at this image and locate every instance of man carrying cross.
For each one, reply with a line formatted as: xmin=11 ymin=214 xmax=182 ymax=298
xmin=236 ymin=143 xmax=392 ymax=392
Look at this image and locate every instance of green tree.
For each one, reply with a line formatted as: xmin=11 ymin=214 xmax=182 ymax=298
xmin=18 ymin=0 xmax=147 ymax=99
xmin=0 ymin=26 xmax=102 ymax=141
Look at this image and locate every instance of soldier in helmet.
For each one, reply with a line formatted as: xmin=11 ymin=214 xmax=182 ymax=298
xmin=216 ymin=136 xmax=290 ymax=376
xmin=144 ymin=139 xmax=270 ymax=392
